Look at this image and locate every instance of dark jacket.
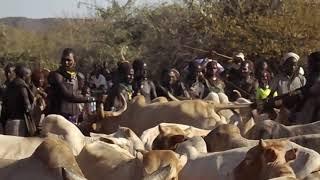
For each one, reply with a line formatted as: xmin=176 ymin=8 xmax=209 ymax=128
xmin=46 ymin=67 xmax=89 ymax=115
xmin=1 ymin=78 xmax=34 ymax=121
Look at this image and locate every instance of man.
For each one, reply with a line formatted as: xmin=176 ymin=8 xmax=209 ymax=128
xmin=89 ymin=64 xmax=108 ymax=90
xmin=261 ymin=52 xmax=320 ymax=123
xmin=203 ymin=60 xmax=225 ymax=95
xmin=0 ymin=63 xmax=15 ymax=130
xmin=132 ymin=59 xmax=157 ymax=103
xmin=184 ymin=61 xmax=205 ymax=99
xmin=225 ymin=60 xmax=256 ymax=101
xmin=269 ymin=52 xmax=306 ymax=97
xmin=105 ymin=61 xmax=134 ymax=111
xmin=1 ymin=63 xmax=16 ymax=91
xmin=1 ymin=63 xmax=34 ymax=136
xmin=156 ymin=68 xmax=190 ymax=100
xmin=222 ymin=52 xmax=245 ymax=82
xmin=46 ymin=48 xmax=96 ymax=124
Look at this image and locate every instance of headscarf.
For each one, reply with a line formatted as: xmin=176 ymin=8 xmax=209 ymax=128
xmin=282 ymin=52 xmax=300 ymax=65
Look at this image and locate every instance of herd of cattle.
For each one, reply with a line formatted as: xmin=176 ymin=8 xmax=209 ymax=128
xmin=1 ymin=93 xmax=320 ymax=180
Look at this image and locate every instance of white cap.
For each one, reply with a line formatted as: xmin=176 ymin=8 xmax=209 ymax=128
xmin=282 ymin=52 xmax=300 ymax=63
xmin=235 ymin=52 xmax=245 ymax=61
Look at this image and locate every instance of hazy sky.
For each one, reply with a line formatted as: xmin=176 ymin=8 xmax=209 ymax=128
xmin=0 ymin=0 xmax=112 ymax=18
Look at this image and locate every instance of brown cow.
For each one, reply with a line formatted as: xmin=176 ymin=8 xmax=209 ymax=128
xmin=141 ymin=123 xmax=210 ymax=151
xmin=77 ymin=141 xmax=186 ymax=180
xmin=205 ymin=124 xmax=320 ymax=155
xmin=245 ymin=120 xmax=320 ymax=140
xmin=97 ymin=95 xmax=252 ymax=136
xmin=0 ymin=137 xmax=86 ymax=180
xmin=234 ymin=139 xmax=297 ymax=180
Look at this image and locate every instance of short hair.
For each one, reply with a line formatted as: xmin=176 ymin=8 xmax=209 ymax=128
xmin=61 ymin=48 xmax=75 ymax=62
xmin=132 ymin=59 xmax=145 ymax=70
xmin=14 ymin=63 xmax=29 ymax=78
xmin=4 ymin=63 xmax=15 ymax=75
xmin=118 ymin=61 xmax=132 ymax=75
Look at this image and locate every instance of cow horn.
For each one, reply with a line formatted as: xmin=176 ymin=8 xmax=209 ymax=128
xmin=99 ymin=94 xmax=127 ymax=118
xmin=214 ymin=103 xmax=252 ymax=112
xmin=167 ymin=91 xmax=180 ymax=101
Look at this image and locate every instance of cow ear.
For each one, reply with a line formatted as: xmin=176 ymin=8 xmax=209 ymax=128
xmin=158 ymin=124 xmax=166 ymax=134
xmin=263 ymin=149 xmax=277 ymax=163
xmin=285 ymin=148 xmax=297 ymax=162
xmin=170 ymin=135 xmax=187 ymax=145
xmin=123 ymin=128 xmax=131 ymax=138
xmin=259 ymin=139 xmax=267 ymax=148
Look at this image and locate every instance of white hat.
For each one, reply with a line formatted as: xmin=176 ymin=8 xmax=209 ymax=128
xmin=235 ymin=52 xmax=245 ymax=61
xmin=282 ymin=52 xmax=300 ymax=63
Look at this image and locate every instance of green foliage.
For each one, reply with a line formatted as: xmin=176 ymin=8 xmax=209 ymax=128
xmin=0 ymin=0 xmax=319 ymax=77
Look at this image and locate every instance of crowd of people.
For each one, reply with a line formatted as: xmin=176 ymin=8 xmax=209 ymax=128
xmin=0 ymin=47 xmax=319 ymax=138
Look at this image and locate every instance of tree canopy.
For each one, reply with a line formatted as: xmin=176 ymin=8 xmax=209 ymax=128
xmin=0 ymin=0 xmax=319 ymax=77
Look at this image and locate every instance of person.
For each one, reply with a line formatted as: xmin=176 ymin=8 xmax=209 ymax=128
xmin=184 ymin=61 xmax=205 ymax=99
xmin=0 ymin=63 xmax=16 ymax=130
xmin=46 ymin=48 xmax=96 ymax=124
xmin=101 ymin=61 xmax=114 ymax=91
xmin=222 ymin=52 xmax=245 ymax=82
xmin=105 ymin=61 xmax=134 ymax=111
xmin=226 ymin=60 xmax=256 ymax=101
xmin=203 ymin=60 xmax=225 ymax=96
xmin=132 ymin=59 xmax=157 ymax=103
xmin=89 ymin=64 xmax=108 ymax=90
xmin=255 ymin=60 xmax=273 ymax=78
xmin=1 ymin=63 xmax=34 ymax=136
xmin=0 ymin=63 xmax=16 ymax=90
xmin=255 ymin=70 xmax=277 ymax=100
xmin=156 ymin=68 xmax=190 ymax=100
xmin=269 ymin=52 xmax=306 ymax=97
xmin=260 ymin=51 xmax=320 ymax=123
xmin=30 ymin=69 xmax=48 ymax=129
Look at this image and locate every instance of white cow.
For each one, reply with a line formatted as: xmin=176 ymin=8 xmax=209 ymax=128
xmin=0 ymin=114 xmax=99 ymax=160
xmin=0 ymin=138 xmax=86 ymax=180
xmin=140 ymin=123 xmax=210 ymax=150
xmin=77 ymin=141 xmax=187 ymax=180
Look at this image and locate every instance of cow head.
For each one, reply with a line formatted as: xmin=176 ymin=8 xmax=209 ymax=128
xmin=234 ymin=139 xmax=297 ymax=180
xmin=142 ymin=150 xmax=187 ymax=180
xmin=152 ymin=125 xmax=187 ymax=150
xmin=204 ymin=124 xmax=243 ymax=152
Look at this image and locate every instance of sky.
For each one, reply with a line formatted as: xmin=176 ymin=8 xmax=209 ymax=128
xmin=0 ymin=0 xmax=114 ymax=18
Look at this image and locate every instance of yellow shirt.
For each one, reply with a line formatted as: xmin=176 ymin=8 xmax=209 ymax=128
xmin=256 ymin=86 xmax=277 ymax=100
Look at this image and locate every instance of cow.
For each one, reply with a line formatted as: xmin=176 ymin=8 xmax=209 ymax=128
xmin=76 ymin=140 xmax=187 ymax=180
xmin=0 ymin=114 xmax=101 ymax=160
xmin=97 ymin=95 xmax=252 ymax=136
xmin=205 ymin=124 xmax=320 ymax=154
xmin=138 ymin=149 xmax=187 ymax=180
xmin=233 ymin=139 xmax=297 ymax=180
xmin=204 ymin=124 xmax=256 ymax=152
xmin=177 ymin=136 xmax=320 ymax=179
xmin=245 ymin=120 xmax=320 ymax=140
xmin=140 ymin=123 xmax=210 ymax=150
xmin=90 ymin=126 xmax=145 ymax=156
xmin=0 ymin=137 xmax=86 ymax=180
xmin=176 ymin=141 xmax=250 ymax=180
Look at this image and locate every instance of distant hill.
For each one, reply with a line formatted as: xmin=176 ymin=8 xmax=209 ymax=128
xmin=0 ymin=17 xmax=68 ymax=33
